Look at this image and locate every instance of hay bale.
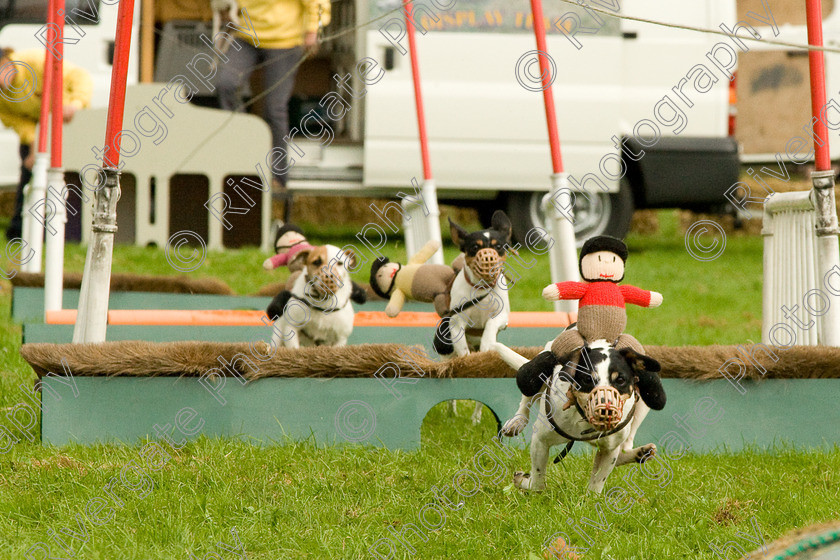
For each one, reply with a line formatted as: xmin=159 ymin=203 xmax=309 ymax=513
xmin=10 ymin=272 xmax=234 ymax=295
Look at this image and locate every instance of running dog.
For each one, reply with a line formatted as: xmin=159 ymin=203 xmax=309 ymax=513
xmin=495 ymin=337 xmax=666 ymax=493
xmin=266 ymin=244 xmax=361 ymax=348
xmin=434 ymin=210 xmax=512 ymax=423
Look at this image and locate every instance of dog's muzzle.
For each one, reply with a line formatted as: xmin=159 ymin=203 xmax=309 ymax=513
xmin=470 ymin=248 xmax=504 ymax=284
xmin=310 ymin=268 xmax=342 ymax=297
xmin=584 ymin=386 xmax=629 ymax=431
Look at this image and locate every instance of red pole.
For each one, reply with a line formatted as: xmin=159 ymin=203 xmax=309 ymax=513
xmin=529 ymin=0 xmax=563 ymax=174
xmin=50 ymin=0 xmax=63 ymax=167
xmin=403 ymin=0 xmax=432 ymax=180
xmin=103 ymin=0 xmax=136 ymax=168
xmin=37 ymin=0 xmax=55 ymax=154
xmin=806 ymin=0 xmax=830 ymax=171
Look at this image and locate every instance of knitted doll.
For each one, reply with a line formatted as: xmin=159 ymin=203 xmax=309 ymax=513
xmin=263 ymin=224 xmax=313 ymax=273
xmin=543 ymin=235 xmax=663 ymax=361
xmin=369 ymin=239 xmax=462 ymax=317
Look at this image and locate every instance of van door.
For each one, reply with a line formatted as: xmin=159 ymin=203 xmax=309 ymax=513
xmin=619 ymin=0 xmax=734 ymax=137
xmin=362 ymin=0 xmax=623 ymax=194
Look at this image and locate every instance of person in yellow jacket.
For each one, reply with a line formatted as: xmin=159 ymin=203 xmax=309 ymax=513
xmin=0 ymin=47 xmax=93 ymax=240
xmin=215 ymin=0 xmax=331 ymax=191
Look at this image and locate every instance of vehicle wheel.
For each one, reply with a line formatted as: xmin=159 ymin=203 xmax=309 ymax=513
xmin=505 ymin=178 xmax=635 ymax=247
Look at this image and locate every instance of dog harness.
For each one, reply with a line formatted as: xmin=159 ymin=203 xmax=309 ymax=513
xmin=543 ymin=378 xmax=638 ymax=463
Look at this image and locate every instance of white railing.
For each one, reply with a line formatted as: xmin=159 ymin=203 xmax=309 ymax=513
xmin=762 ymin=173 xmax=840 ymax=346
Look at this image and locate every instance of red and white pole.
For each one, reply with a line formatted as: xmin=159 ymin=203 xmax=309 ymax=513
xmin=73 ymin=0 xmax=135 ymax=343
xmin=22 ymin=0 xmax=57 ymax=272
xmin=401 ymin=0 xmax=443 ymax=264
xmin=43 ymin=0 xmax=66 ymax=315
xmin=805 ymin=0 xmax=840 ymax=346
xmin=529 ymin=0 xmax=578 ymax=312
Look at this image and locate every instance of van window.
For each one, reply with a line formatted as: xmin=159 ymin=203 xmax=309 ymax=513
xmin=369 ymin=0 xmax=619 ymax=35
xmin=0 ymin=0 xmax=101 ymax=26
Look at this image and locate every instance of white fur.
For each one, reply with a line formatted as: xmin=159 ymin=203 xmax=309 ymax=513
xmin=447 ymin=265 xmax=511 ymax=423
xmin=273 ymin=245 xmax=355 ymax=349
xmin=496 ymin=341 xmax=654 ymax=493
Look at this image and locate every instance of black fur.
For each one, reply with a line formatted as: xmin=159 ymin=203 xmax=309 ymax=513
xmin=448 ymin=210 xmax=513 ymax=256
xmin=350 ymin=281 xmax=368 ymax=305
xmin=516 ymin=351 xmax=557 ymax=397
xmin=368 ymin=257 xmax=392 ymax=299
xmin=619 ymin=348 xmax=666 ymax=410
xmin=266 ymin=290 xmax=293 ymax=320
xmin=433 ymin=317 xmax=455 ymax=355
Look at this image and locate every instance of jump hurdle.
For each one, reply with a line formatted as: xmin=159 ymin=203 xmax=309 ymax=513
xmin=18 ymin=342 xmax=840 ymax=452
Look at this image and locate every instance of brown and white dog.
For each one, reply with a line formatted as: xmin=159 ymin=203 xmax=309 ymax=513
xmin=495 ymin=335 xmax=666 ymax=493
xmin=266 ymin=244 xmax=361 ymax=348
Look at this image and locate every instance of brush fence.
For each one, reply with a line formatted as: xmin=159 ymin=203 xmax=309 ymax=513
xmin=18 ymin=342 xmax=840 ymax=452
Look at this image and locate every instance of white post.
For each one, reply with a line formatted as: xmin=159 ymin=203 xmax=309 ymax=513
xmin=43 ymin=166 xmax=66 ymax=316
xmin=22 ymin=151 xmax=49 ymax=273
xmin=73 ymin=167 xmax=121 ymax=343
xmin=545 ymin=172 xmax=579 ymax=313
xmin=812 ymin=170 xmax=840 ymax=346
xmin=401 ymin=177 xmax=443 ymax=264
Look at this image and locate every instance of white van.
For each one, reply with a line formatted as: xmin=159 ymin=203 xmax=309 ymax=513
xmin=0 ymin=0 xmax=766 ymax=243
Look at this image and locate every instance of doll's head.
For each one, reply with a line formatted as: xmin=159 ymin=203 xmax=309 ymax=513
xmin=370 ymin=257 xmax=401 ymax=299
xmin=579 ymin=236 xmax=628 ymax=283
xmin=274 ymin=223 xmax=306 ymax=254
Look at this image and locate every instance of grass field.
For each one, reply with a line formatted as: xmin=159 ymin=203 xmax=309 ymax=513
xmin=0 ymin=209 xmax=838 ymax=559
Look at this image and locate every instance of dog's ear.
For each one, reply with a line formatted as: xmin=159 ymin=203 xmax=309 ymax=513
xmin=449 ymin=218 xmax=469 ymax=250
xmin=341 ymin=248 xmax=358 ymax=269
xmin=516 ymin=351 xmax=557 ymax=397
xmin=490 ymin=210 xmax=512 ymax=241
xmin=289 ymin=248 xmax=312 ymax=271
xmin=619 ymin=348 xmax=666 ymax=410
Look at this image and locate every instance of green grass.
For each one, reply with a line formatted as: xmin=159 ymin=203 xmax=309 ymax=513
xmin=0 ymin=210 xmax=835 ymax=559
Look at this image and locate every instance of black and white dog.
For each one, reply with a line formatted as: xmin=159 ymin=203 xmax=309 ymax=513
xmin=435 ymin=210 xmax=512 ymax=423
xmin=495 ymin=336 xmax=666 ymax=493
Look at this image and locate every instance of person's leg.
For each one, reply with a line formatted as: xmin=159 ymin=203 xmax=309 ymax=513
xmin=215 ymin=39 xmax=259 ymax=112
xmin=7 ymin=144 xmax=32 ymax=240
xmin=260 ymin=46 xmax=304 ymax=188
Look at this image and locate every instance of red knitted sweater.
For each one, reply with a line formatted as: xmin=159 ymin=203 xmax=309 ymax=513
xmin=553 ymin=281 xmax=652 ymax=309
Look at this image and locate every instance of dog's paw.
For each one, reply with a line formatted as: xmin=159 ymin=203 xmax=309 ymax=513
xmin=513 ymin=471 xmax=530 ymax=490
xmin=501 ymin=414 xmax=528 ymax=437
xmin=636 ymin=443 xmax=657 ymax=463
xmin=513 ymin=471 xmax=544 ymax=492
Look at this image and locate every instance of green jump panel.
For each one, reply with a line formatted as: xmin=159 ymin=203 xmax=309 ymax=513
xmin=39 ymin=377 xmax=840 ymax=451
xmin=22 ymin=324 xmax=562 ymax=355
xmin=12 ymin=286 xmax=430 ymax=323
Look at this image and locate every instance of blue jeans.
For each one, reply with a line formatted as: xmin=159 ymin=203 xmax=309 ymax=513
xmin=215 ymin=39 xmax=303 ymax=187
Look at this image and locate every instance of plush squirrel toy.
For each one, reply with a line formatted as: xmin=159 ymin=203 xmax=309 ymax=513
xmin=543 ymin=235 xmax=663 ymax=360
xmin=369 ymin=239 xmax=461 ymax=317
xmin=264 ymin=223 xmax=367 ymax=305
